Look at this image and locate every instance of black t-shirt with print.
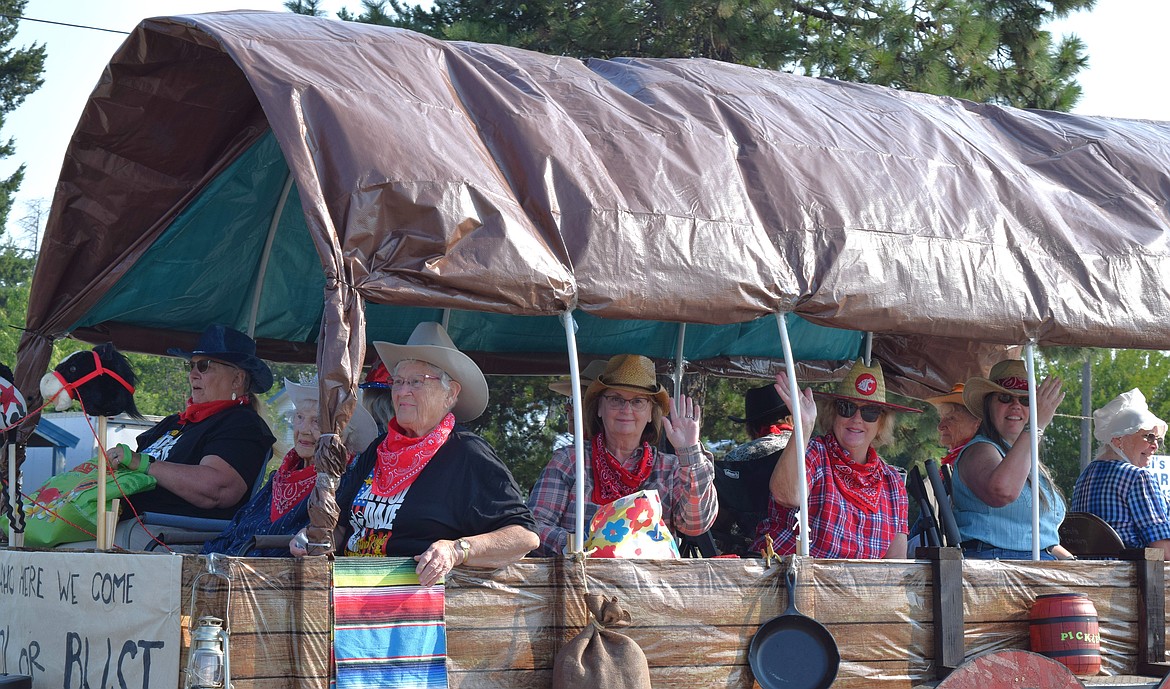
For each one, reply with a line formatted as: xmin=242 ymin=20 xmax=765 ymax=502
xmin=125 ymin=406 xmax=276 ymax=520
xmin=337 ymin=426 xmax=536 ymax=556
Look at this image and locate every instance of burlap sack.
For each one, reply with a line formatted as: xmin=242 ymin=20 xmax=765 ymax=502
xmin=552 ymin=593 xmax=652 ymax=689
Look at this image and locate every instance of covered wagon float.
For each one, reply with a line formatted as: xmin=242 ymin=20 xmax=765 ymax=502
xmin=3 ymin=9 xmax=1170 ymax=689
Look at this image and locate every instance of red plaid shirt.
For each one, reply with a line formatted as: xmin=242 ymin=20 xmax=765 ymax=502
xmin=527 ymin=443 xmax=717 ymax=556
xmin=751 ymin=435 xmax=908 ymax=558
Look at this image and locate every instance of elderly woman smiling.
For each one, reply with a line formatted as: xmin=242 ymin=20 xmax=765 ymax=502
xmin=204 ymin=375 xmax=377 ymax=556
xmin=292 ymin=323 xmax=538 ymax=586
xmin=1072 ymin=389 xmax=1170 ymax=557
xmin=953 ymin=359 xmax=1071 ymax=560
xmin=753 ymin=360 xmax=919 ymax=559
xmin=527 ymin=353 xmax=717 ymax=556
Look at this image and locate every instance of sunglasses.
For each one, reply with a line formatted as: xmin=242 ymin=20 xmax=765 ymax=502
xmin=835 ymin=399 xmax=883 ymax=422
xmin=187 ymin=359 xmax=232 ymax=373
xmin=1141 ymin=432 xmax=1162 ymax=446
xmin=994 ymin=392 xmax=1030 ymax=407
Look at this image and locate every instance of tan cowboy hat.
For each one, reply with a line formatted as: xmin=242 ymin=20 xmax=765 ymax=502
xmin=584 ymin=354 xmax=670 ymax=413
xmin=548 ymin=359 xmax=609 ymax=397
xmin=373 ymin=322 xmax=489 ymax=422
xmin=815 ymin=359 xmax=922 ymax=414
xmin=925 ymin=383 xmax=966 ymax=410
xmin=962 ymin=359 xmax=1029 ymax=418
xmin=280 ymin=376 xmax=379 ymax=453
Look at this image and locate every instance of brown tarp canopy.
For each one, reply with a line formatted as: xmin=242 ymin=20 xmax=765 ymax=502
xmin=16 ymin=10 xmax=1170 ymax=428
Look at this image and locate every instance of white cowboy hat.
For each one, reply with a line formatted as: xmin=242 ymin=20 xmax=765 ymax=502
xmin=280 ymin=376 xmax=379 ymax=454
xmin=373 ymin=322 xmax=489 ymax=422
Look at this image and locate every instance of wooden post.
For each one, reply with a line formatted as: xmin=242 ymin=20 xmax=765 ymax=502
xmin=96 ymin=415 xmax=109 ymax=550
xmin=7 ymin=443 xmax=21 ymax=547
xmin=1131 ymin=547 xmax=1170 ymax=678
xmin=919 ymin=546 xmax=964 ymax=678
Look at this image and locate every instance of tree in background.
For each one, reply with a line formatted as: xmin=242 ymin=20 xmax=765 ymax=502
xmin=331 ymin=0 xmax=1093 ymax=110
xmin=0 ymin=3 xmax=45 ymax=370
xmin=0 ymin=2 xmax=45 ymax=232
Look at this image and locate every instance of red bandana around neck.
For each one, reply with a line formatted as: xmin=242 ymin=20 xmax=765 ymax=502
xmin=270 ymin=448 xmax=316 ymax=521
xmin=824 ymin=434 xmax=891 ymax=514
xmin=371 ymin=413 xmax=455 ymax=497
xmin=590 ymin=432 xmax=654 ymax=505
xmin=178 ymin=396 xmax=249 ymax=425
xmin=939 ymin=435 xmax=975 ymax=466
xmin=766 ymin=422 xmax=794 ymax=437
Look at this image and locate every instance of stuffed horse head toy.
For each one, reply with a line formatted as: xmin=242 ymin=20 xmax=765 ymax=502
xmin=39 ymin=343 xmax=143 ymax=419
xmin=0 ymin=363 xmax=27 ymax=446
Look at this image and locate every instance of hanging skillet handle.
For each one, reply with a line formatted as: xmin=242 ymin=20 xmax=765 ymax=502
xmin=783 ymin=561 xmax=800 ymax=616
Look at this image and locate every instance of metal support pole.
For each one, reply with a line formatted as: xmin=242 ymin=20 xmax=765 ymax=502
xmin=775 ymin=313 xmax=809 ymax=556
xmin=1080 ymin=357 xmax=1092 ymax=471
xmin=673 ymin=324 xmax=687 ymax=400
xmin=1024 ymin=344 xmax=1041 ymax=561
xmin=561 ymin=311 xmax=586 ymax=553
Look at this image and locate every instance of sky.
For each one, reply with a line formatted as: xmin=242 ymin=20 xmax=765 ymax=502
xmin=2 ymin=1 xmax=1169 ymax=241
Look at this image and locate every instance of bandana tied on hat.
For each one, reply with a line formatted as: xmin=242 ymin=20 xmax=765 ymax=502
xmin=962 ymin=360 xmax=1031 ymax=418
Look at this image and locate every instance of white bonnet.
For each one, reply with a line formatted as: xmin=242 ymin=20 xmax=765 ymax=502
xmin=1093 ymin=389 xmax=1167 ymax=452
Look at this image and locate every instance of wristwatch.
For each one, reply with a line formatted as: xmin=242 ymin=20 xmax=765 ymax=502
xmin=455 ymin=538 xmax=472 ymax=565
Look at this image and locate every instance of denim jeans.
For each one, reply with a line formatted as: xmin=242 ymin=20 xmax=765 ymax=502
xmin=962 ymin=540 xmax=1056 ymax=560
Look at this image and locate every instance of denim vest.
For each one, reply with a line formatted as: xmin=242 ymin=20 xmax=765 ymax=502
xmin=952 ymin=434 xmax=1065 ymax=550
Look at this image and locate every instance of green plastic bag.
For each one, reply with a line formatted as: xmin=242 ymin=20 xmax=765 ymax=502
xmin=0 ymin=460 xmax=157 ymax=547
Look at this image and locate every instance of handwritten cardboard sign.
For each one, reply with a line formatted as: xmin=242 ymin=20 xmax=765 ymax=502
xmin=0 ymin=550 xmax=181 ymax=689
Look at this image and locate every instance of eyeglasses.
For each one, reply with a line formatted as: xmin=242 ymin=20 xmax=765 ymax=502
xmin=390 ymin=374 xmax=442 ymax=391
xmin=187 ymin=359 xmax=232 ymax=373
xmin=835 ymin=400 xmax=883 ymax=423
xmin=1141 ymin=432 xmax=1162 ymax=446
xmin=994 ymin=392 xmax=1030 ymax=407
xmin=601 ymin=394 xmax=652 ymax=412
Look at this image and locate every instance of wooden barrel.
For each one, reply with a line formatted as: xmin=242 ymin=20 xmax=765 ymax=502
xmin=1029 ymin=593 xmax=1101 ymax=675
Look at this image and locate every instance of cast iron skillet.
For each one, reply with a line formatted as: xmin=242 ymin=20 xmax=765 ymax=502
xmin=748 ymin=565 xmax=840 ymax=689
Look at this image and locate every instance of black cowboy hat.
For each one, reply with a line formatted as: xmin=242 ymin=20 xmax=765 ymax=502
xmin=728 ymin=384 xmax=790 ymax=424
xmin=167 ymin=324 xmax=274 ymax=393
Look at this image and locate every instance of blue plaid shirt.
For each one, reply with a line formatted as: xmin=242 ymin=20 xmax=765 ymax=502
xmin=1071 ymin=459 xmax=1170 ymax=548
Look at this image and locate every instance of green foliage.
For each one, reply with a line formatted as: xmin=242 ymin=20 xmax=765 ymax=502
xmin=0 ymin=2 xmax=45 ymax=231
xmin=340 ymin=0 xmax=1094 ymax=110
xmin=465 ymin=376 xmax=564 ymax=496
xmin=284 ymin=0 xmax=328 ymax=16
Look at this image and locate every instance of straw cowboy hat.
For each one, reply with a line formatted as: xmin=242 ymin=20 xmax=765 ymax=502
xmin=584 ymin=354 xmax=670 ymax=413
xmin=925 ymin=383 xmax=967 ymax=410
xmin=962 ymin=359 xmax=1029 ymax=418
xmin=281 ymin=376 xmax=379 ymax=454
xmin=373 ymin=322 xmax=489 ymax=422
xmin=168 ymin=324 xmax=273 ymax=393
xmin=728 ymin=384 xmax=790 ymax=424
xmin=548 ymin=360 xmax=609 ymax=397
xmin=815 ymin=359 xmax=922 ymax=414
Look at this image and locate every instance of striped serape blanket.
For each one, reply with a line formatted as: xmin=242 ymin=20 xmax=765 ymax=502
xmin=334 ymin=557 xmax=448 ymax=689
